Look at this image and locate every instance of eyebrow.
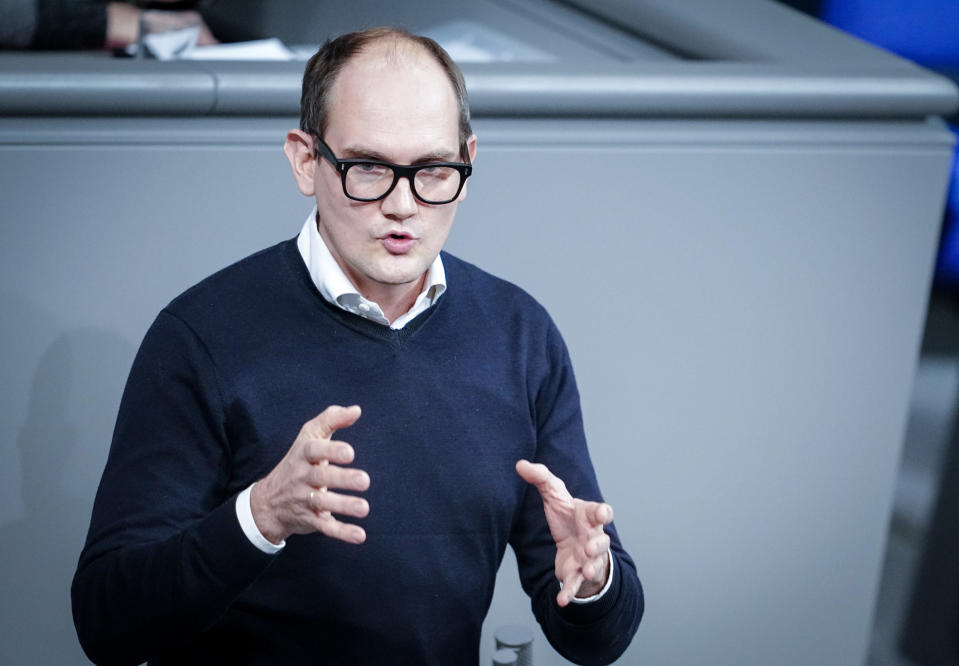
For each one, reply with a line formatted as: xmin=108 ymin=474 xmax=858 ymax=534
xmin=339 ymin=144 xmax=460 ymax=164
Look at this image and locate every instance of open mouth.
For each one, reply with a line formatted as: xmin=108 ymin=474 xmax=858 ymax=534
xmin=380 ymin=232 xmax=417 ymax=254
xmin=381 ymin=230 xmax=416 ymax=242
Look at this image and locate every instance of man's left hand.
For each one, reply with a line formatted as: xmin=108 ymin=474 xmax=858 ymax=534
xmin=516 ymin=459 xmax=612 ymax=607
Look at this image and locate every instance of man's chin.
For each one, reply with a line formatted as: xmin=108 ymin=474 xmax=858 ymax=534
xmin=370 ymin=257 xmax=432 ymax=286
xmin=367 ymin=270 xmax=428 ymax=290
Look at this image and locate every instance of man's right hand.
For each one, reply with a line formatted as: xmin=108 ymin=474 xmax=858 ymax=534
xmin=250 ymin=405 xmax=370 ymax=545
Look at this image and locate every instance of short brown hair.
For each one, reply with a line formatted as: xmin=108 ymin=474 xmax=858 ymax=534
xmin=300 ymin=27 xmax=472 ymax=160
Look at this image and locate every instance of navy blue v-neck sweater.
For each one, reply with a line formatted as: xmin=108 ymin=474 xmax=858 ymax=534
xmin=72 ymin=239 xmax=643 ymax=665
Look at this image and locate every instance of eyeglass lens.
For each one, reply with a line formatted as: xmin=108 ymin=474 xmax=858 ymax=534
xmin=345 ymin=163 xmax=462 ymax=203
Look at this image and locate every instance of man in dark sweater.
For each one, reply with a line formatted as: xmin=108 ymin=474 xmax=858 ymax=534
xmin=72 ymin=27 xmax=643 ymax=665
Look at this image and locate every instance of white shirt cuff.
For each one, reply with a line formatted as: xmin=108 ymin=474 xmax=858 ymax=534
xmin=568 ymin=548 xmax=615 ymax=604
xmin=236 ymin=483 xmax=285 ymax=554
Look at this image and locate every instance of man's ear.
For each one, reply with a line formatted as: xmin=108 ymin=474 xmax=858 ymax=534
xmin=284 ymin=129 xmax=317 ymax=197
xmin=457 ymin=134 xmax=478 ymax=203
xmin=466 ymin=134 xmax=477 ymax=164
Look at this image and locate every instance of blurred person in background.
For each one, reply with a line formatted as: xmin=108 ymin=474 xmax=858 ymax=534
xmin=0 ymin=0 xmax=216 ymax=50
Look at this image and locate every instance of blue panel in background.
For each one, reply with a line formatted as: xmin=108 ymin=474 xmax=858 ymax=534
xmin=934 ymin=127 xmax=959 ymax=288
xmin=820 ymin=1 xmax=959 ymax=289
xmin=821 ymin=0 xmax=959 ymax=66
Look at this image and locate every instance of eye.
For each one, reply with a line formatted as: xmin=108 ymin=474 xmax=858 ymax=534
xmin=350 ymin=162 xmax=390 ymax=178
xmin=416 ymin=165 xmax=455 ymax=180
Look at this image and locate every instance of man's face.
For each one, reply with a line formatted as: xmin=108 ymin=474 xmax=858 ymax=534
xmin=311 ymin=45 xmax=475 ymax=301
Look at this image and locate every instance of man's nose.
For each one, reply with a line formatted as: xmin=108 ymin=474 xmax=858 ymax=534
xmin=381 ymin=176 xmax=418 ymax=219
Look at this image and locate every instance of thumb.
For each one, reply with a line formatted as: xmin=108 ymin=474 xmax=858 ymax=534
xmin=516 ymin=459 xmax=573 ymax=505
xmin=308 ymin=404 xmax=362 ymax=439
xmin=516 ymin=459 xmax=547 ymax=485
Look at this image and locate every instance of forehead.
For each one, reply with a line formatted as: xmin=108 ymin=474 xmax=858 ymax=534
xmin=325 ymin=41 xmax=460 ymax=158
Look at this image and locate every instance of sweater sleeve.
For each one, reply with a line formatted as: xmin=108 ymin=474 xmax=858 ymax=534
xmin=71 ymin=310 xmax=275 ymax=666
xmin=510 ymin=318 xmax=644 ymax=666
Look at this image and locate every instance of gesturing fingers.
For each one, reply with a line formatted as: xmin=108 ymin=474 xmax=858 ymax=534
xmin=304 ymin=438 xmax=355 ymax=466
xmin=318 ymin=517 xmax=367 ymax=545
xmin=585 ymin=500 xmax=614 ymax=528
xmin=307 ymin=488 xmax=368 ymax=544
xmin=250 ymin=404 xmax=370 ymax=546
xmin=556 ymin=544 xmax=610 ymax=607
xmin=307 ymin=458 xmax=370 ymax=492
xmin=300 ymin=454 xmax=370 ymax=545
xmin=582 ymin=547 xmax=609 ymax=581
xmin=302 ymin=404 xmax=362 ymax=440
xmin=308 ymin=487 xmax=370 ymax=520
xmin=514 ymin=459 xmax=616 ymax=606
xmin=558 ymin=571 xmax=585 ymax=607
xmin=584 ymin=532 xmax=611 ymax=559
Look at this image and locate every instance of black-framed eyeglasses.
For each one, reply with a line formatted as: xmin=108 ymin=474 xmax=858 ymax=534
xmin=313 ymin=135 xmax=472 ymax=205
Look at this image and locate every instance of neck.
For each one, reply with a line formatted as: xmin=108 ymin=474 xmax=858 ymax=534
xmin=357 ymin=273 xmax=428 ymax=324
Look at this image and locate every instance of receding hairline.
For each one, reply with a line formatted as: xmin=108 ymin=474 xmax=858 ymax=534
xmin=324 ymin=36 xmax=461 ymax=131
xmin=354 ymin=31 xmax=438 ymax=64
xmin=329 ymin=34 xmax=454 ymax=94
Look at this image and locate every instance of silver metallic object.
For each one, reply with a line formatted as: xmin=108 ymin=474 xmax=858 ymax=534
xmin=494 ymin=625 xmax=533 ymax=666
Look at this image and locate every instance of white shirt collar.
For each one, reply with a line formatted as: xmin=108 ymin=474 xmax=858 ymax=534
xmin=296 ymin=207 xmax=446 ymax=330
